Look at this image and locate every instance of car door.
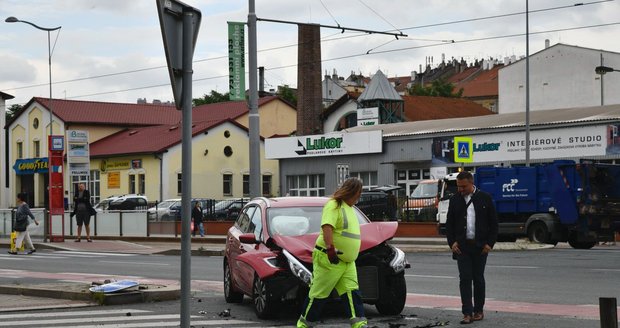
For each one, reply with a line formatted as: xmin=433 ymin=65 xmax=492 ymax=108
xmin=227 ymin=205 xmax=257 ymax=295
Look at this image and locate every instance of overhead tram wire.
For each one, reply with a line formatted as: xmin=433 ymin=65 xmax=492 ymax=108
xmin=318 ymin=0 xmax=341 ymax=27
xmin=4 ymin=1 xmax=615 ymax=101
xmin=357 ymin=0 xmax=404 ymax=35
xmin=4 ymin=0 xmax=610 ymax=93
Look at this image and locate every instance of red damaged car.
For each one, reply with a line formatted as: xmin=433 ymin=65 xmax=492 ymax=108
xmin=224 ymin=197 xmax=410 ymax=319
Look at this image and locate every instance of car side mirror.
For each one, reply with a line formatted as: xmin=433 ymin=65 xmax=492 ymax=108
xmin=239 ymin=233 xmax=259 ymax=244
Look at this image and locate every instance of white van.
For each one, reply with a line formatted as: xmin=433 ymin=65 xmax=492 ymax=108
xmin=147 ymin=199 xmax=181 ymax=221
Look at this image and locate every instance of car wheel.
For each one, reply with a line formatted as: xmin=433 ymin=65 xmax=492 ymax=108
xmin=224 ymin=260 xmax=243 ymax=303
xmin=375 ymin=272 xmax=406 ymax=315
xmin=567 ymin=234 xmax=597 ymax=249
xmin=252 ymin=275 xmax=278 ymax=319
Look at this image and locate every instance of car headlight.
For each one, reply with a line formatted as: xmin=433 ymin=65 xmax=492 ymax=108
xmin=282 ymin=249 xmax=312 ymax=286
xmin=389 ymin=245 xmax=408 ymax=273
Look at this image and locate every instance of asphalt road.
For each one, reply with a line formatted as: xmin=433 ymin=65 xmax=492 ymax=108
xmin=1 ymin=246 xmax=619 ymax=327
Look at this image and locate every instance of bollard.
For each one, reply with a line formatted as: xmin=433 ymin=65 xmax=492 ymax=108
xmin=600 ymin=297 xmax=618 ymax=328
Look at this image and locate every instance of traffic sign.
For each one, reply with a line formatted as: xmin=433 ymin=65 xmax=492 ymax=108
xmin=156 ymin=0 xmax=201 ymax=109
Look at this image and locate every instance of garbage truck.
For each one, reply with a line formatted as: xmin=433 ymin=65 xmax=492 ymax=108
xmin=436 ymin=160 xmax=620 ymax=249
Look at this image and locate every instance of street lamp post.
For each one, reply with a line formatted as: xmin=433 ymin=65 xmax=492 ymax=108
xmin=5 ymin=16 xmax=61 ymax=136
xmin=595 ymin=64 xmax=620 ymax=106
xmin=6 ymin=16 xmax=61 ymax=240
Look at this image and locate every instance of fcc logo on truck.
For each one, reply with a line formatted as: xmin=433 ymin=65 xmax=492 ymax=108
xmin=502 ymin=179 xmax=519 ymax=192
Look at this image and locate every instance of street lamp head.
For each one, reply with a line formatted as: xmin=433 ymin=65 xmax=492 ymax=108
xmin=5 ymin=16 xmax=19 ymax=23
xmin=595 ymin=66 xmax=614 ymax=75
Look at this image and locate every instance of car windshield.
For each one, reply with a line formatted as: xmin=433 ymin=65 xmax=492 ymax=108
xmin=94 ymin=199 xmax=111 ymax=209
xmin=411 ymin=183 xmax=438 ymax=198
xmin=267 ymin=206 xmax=369 ymax=237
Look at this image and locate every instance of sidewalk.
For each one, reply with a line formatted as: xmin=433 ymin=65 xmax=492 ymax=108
xmin=0 ymin=236 xmax=557 ymax=313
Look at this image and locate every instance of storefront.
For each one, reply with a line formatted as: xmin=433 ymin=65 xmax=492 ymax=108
xmin=267 ymin=104 xmax=620 ymax=198
xmin=12 ymin=157 xmax=49 ymax=208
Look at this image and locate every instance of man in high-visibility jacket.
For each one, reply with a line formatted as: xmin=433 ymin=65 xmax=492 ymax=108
xmin=297 ymin=178 xmax=367 ymax=328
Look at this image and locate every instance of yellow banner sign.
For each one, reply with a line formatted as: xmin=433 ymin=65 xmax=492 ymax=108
xmin=100 ymin=159 xmax=131 ymax=172
xmin=108 ymin=171 xmax=120 ymax=189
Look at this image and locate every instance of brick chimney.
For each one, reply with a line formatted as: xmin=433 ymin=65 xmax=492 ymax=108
xmin=297 ymin=24 xmax=323 ymax=135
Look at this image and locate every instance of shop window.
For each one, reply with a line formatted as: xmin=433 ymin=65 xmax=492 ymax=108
xmin=351 ymin=171 xmax=378 ymax=191
xmin=262 ymin=175 xmax=272 ymax=196
xmin=33 ymin=140 xmax=40 ymax=158
xmin=223 ymin=174 xmax=233 ymax=196
xmin=129 ymin=174 xmax=136 ymax=194
xmin=138 ymin=174 xmax=145 ymax=195
xmin=16 ymin=142 xmax=23 ymax=159
xmin=286 ymin=174 xmax=325 ymax=196
xmin=177 ymin=173 xmax=182 ymax=195
xmin=243 ymin=174 xmax=250 ymax=196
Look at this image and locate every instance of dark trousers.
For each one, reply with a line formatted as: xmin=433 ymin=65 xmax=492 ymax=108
xmin=456 ymin=241 xmax=488 ymax=315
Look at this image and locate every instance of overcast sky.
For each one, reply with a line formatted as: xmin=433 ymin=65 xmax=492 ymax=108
xmin=1 ymin=0 xmax=619 ymax=109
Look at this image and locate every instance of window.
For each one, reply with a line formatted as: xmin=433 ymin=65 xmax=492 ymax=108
xmin=243 ymin=174 xmax=250 ymax=196
xmin=33 ymin=140 xmax=40 ymax=158
xmin=286 ymin=174 xmax=325 ymax=196
xmin=16 ymin=142 xmax=23 ymax=159
xmin=223 ymin=174 xmax=233 ymax=196
xmin=177 ymin=173 xmax=182 ymax=195
xmin=351 ymin=171 xmax=378 ymax=191
xmin=262 ymin=175 xmax=272 ymax=196
xmin=129 ymin=175 xmax=136 ymax=194
xmin=90 ymin=170 xmax=100 ymax=204
xmin=250 ymin=207 xmax=263 ymax=241
xmin=236 ymin=206 xmax=256 ymax=233
xmin=138 ymin=174 xmax=145 ymax=194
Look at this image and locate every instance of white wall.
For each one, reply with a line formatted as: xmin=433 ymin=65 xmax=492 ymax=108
xmin=499 ymin=44 xmax=620 ymax=114
xmin=323 ymin=99 xmax=358 ymax=132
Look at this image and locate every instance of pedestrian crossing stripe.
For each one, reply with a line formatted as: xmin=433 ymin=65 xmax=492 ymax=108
xmin=0 ymin=308 xmax=255 ymax=327
xmin=454 ymin=136 xmax=473 ymax=163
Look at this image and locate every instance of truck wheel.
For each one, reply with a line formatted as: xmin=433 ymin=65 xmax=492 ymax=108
xmin=568 ymin=239 xmax=597 ymax=249
xmin=527 ymin=222 xmax=549 ymax=244
xmin=375 ymin=273 xmax=407 ymax=315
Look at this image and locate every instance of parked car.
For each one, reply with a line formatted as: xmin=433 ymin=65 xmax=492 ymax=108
xmin=204 ymin=198 xmax=249 ymax=220
xmin=224 ymin=197 xmax=409 ymax=319
xmin=356 ymin=191 xmax=390 ymax=220
xmin=95 ymin=194 xmax=148 ymax=211
xmin=170 ymin=198 xmax=217 ymax=220
xmin=404 ymin=179 xmax=439 ymax=221
xmin=147 ymin=199 xmax=181 ymax=221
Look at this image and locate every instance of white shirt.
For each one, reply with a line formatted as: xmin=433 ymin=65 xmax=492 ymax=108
xmin=464 ymin=186 xmax=477 ymax=240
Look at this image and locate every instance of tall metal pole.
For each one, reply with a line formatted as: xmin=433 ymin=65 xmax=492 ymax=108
xmin=525 ymin=0 xmax=531 ymax=167
xmin=600 ymin=53 xmax=605 ymax=106
xmin=248 ymin=0 xmax=261 ymax=198
xmin=179 ymin=9 xmax=194 ymax=328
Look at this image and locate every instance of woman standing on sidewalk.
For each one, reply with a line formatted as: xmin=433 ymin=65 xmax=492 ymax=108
xmin=9 ymin=192 xmax=39 ymax=255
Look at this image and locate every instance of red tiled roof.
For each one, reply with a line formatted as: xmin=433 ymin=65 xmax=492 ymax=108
xmin=456 ymin=66 xmax=501 ymax=98
xmin=90 ymin=119 xmax=251 ymax=157
xmin=446 ymin=66 xmax=480 ymax=84
xmin=402 ymin=95 xmax=494 ymax=121
xmin=34 ymin=97 xmax=180 ymax=126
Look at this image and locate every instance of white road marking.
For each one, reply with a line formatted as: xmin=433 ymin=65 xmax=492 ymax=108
xmin=488 ymin=265 xmax=539 ymax=269
xmin=54 ymin=251 xmax=135 ymax=257
xmin=0 ymin=309 xmax=151 ymax=319
xmin=70 ymin=319 xmax=256 ymax=328
xmin=98 ymin=260 xmax=169 ymax=266
xmin=0 ymin=314 xmax=195 ymax=326
xmin=591 ymin=268 xmax=620 ymax=272
xmin=406 ymin=274 xmax=455 ymax=279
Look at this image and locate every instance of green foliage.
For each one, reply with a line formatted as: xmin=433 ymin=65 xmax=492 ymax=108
xmin=5 ymin=104 xmax=22 ymax=121
xmin=409 ymin=79 xmax=463 ymax=98
xmin=192 ymin=90 xmax=231 ymax=106
xmin=278 ymin=85 xmax=297 ymax=107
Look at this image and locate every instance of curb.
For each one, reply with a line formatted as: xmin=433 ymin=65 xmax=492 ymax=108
xmin=0 ymin=282 xmax=180 ymax=306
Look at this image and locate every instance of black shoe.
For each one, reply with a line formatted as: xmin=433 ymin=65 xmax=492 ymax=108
xmin=27 ymin=249 xmax=36 ymax=255
xmin=86 ymin=238 xmax=92 ymax=242
xmin=74 ymin=238 xmax=81 ymax=242
xmin=7 ymin=251 xmax=18 ymax=255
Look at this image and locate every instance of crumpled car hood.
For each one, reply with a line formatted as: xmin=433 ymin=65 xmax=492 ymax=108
xmin=272 ymin=221 xmax=398 ymax=263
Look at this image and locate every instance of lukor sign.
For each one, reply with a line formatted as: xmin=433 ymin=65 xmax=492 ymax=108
xmin=265 ymin=131 xmax=382 ymax=159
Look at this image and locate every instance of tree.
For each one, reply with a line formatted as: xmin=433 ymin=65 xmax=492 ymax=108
xmin=5 ymin=104 xmax=22 ymax=121
xmin=409 ymin=79 xmax=463 ymax=98
xmin=278 ymin=85 xmax=297 ymax=107
xmin=192 ymin=90 xmax=230 ymax=106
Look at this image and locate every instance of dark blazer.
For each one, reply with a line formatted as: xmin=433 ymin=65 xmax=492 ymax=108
xmin=73 ymin=189 xmax=96 ymax=216
xmin=446 ymin=188 xmax=498 ymax=248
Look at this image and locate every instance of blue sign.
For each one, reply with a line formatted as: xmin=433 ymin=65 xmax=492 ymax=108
xmin=13 ymin=158 xmax=49 ymax=175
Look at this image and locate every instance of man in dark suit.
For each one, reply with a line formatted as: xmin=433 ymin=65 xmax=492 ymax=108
xmin=446 ymin=171 xmax=498 ymax=324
